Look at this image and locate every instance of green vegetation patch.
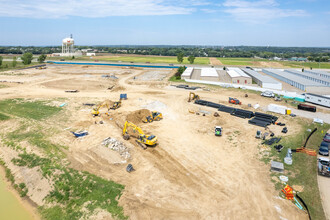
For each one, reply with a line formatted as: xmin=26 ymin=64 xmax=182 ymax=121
xmin=82 ymin=56 xmax=210 ymax=65
xmin=218 ymin=57 xmax=257 ymax=66
xmin=12 ymin=152 xmax=127 ymax=220
xmin=0 ymin=112 xmax=10 ymax=121
xmin=0 ymin=99 xmax=61 ymax=120
xmin=260 ymin=120 xmax=330 ymax=220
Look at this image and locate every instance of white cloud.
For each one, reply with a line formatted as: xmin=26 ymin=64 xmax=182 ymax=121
xmin=222 ymin=0 xmax=307 ymax=23
xmin=0 ymin=0 xmax=197 ymax=18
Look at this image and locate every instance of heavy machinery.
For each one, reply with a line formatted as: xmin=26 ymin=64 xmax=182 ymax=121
xmin=188 ymin=92 xmax=200 ymax=102
xmin=91 ymin=101 xmax=111 ymax=116
xmin=215 ymin=126 xmax=222 ymax=136
xmin=110 ymin=100 xmax=121 ymax=110
xmin=143 ymin=111 xmax=163 ymax=123
xmin=229 ymin=97 xmax=241 ymax=105
xmin=122 ymin=121 xmax=157 ymax=149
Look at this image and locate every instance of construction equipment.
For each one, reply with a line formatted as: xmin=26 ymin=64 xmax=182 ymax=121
xmin=142 ymin=111 xmax=163 ymax=123
xmin=215 ymin=126 xmax=222 ymax=136
xmin=188 ymin=92 xmax=200 ymax=102
xmin=91 ymin=101 xmax=111 ymax=116
xmin=228 ymin=97 xmax=241 ymax=105
xmin=110 ymin=100 xmax=122 ymax=110
xmin=122 ymin=121 xmax=157 ymax=149
xmin=256 ymin=130 xmax=262 ymax=139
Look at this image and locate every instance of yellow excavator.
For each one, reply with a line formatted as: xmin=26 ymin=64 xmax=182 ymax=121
xmin=188 ymin=92 xmax=200 ymax=102
xmin=91 ymin=101 xmax=111 ymax=116
xmin=142 ymin=111 xmax=163 ymax=123
xmin=122 ymin=121 xmax=157 ymax=149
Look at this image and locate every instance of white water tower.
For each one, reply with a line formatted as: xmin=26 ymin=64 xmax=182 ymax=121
xmin=61 ymin=34 xmax=75 ymax=56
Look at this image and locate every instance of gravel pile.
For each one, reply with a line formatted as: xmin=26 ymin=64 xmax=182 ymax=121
xmin=102 ymin=137 xmax=131 ymax=159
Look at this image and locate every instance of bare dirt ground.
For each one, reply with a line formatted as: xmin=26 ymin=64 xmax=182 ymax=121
xmin=0 ymin=64 xmax=309 ymax=219
xmin=254 ymin=61 xmax=285 ymax=68
xmin=210 ymin=57 xmax=223 ymax=66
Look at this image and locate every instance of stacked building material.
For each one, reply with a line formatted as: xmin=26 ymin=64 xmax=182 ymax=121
xmin=194 ymin=100 xmax=222 ymax=109
xmin=248 ymin=112 xmax=278 ymax=127
xmin=218 ymin=105 xmax=236 ymax=113
xmin=231 ymin=109 xmax=254 ymax=119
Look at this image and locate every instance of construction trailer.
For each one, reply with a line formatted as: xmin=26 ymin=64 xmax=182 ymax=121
xmin=241 ymin=68 xmax=282 ymax=90
xmin=304 ymin=93 xmax=330 ymax=108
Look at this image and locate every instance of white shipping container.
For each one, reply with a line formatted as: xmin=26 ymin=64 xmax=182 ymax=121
xmin=267 ymin=104 xmax=288 ymax=115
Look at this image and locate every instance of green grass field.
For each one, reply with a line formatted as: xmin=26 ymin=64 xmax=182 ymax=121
xmin=278 ymin=61 xmax=330 ymax=69
xmin=0 ymin=99 xmax=61 ymax=120
xmin=80 ymin=56 xmax=210 ymax=65
xmin=218 ymin=57 xmax=265 ymax=66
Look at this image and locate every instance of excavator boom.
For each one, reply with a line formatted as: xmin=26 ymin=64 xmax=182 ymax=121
xmin=122 ymin=121 xmax=157 ymax=149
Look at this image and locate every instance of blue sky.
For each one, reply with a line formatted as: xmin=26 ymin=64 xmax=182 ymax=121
xmin=0 ymin=0 xmax=329 ymax=47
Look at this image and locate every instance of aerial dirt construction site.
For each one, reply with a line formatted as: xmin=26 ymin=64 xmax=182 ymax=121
xmin=1 ymin=64 xmax=330 ymax=220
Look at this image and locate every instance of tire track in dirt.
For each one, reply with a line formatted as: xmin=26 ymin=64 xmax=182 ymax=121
xmin=210 ymin=57 xmax=223 ymax=66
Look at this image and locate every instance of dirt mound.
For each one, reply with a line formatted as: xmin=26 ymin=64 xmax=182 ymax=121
xmin=126 ymin=109 xmax=151 ymax=124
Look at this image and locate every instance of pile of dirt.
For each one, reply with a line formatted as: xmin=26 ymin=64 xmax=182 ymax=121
xmin=126 ymin=109 xmax=151 ymax=124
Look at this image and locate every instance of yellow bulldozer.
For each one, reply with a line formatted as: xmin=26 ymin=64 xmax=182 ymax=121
xmin=122 ymin=121 xmax=157 ymax=149
xmin=142 ymin=111 xmax=163 ymax=123
xmin=188 ymin=92 xmax=200 ymax=102
xmin=110 ymin=100 xmax=121 ymax=110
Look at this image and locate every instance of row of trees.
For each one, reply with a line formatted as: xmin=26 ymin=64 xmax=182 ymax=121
xmin=1 ymin=46 xmax=330 ymax=60
xmin=176 ymin=52 xmax=195 ymax=64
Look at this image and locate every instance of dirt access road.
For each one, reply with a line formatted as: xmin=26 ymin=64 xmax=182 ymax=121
xmin=0 ymin=65 xmax=308 ymax=219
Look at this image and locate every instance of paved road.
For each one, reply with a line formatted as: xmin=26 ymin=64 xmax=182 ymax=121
xmin=318 ymin=174 xmax=330 ymax=220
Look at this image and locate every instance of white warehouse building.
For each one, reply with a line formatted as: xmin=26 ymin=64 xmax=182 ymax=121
xmin=227 ymin=67 xmax=252 ymax=85
xmin=241 ymin=68 xmax=282 ymax=90
xmin=285 ymin=69 xmax=330 ymax=86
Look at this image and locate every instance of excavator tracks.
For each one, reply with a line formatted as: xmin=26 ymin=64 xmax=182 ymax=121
xmin=135 ymin=140 xmax=147 ymax=150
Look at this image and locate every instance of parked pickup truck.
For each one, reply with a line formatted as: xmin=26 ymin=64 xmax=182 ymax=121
xmin=261 ymin=91 xmax=275 ymax=98
xmin=318 ymin=157 xmax=330 ymax=177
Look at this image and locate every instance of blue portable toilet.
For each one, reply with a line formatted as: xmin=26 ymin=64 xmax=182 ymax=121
xmin=120 ymin=94 xmax=127 ymax=100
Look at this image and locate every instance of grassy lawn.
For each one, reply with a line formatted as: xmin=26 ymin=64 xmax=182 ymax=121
xmin=278 ymin=61 xmax=330 ymax=69
xmin=260 ymin=119 xmax=330 ymax=220
xmin=0 ymin=99 xmax=61 ymax=120
xmin=0 ymin=112 xmax=10 ymax=120
xmin=79 ymin=56 xmax=210 ymax=65
xmin=218 ymin=57 xmax=262 ymax=66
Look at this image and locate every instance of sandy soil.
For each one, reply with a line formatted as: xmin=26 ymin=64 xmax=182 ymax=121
xmin=0 ymin=64 xmax=310 ymax=219
xmin=254 ymin=61 xmax=285 ymax=68
xmin=210 ymin=57 xmax=223 ymax=66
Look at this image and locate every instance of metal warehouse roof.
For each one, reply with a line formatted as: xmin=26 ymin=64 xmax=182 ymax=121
xmin=285 ymin=69 xmax=330 ymax=84
xmin=227 ymin=67 xmax=251 ymax=78
xmin=262 ymin=69 xmax=324 ymax=86
xmin=182 ymin=67 xmax=194 ymax=77
xmin=241 ymin=68 xmax=281 ymax=84
xmin=306 ymin=93 xmax=330 ymax=100
xmin=200 ymin=68 xmax=218 ymax=77
xmin=305 ymin=69 xmax=330 ymax=78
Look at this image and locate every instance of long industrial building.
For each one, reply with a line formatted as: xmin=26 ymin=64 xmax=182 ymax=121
xmin=305 ymin=70 xmax=330 ymax=79
xmin=241 ymin=68 xmax=282 ymax=90
xmin=285 ymin=69 xmax=330 ymax=86
xmin=262 ymin=69 xmax=330 ymax=93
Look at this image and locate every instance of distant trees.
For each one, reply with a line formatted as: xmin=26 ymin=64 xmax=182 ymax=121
xmin=188 ymin=55 xmax=195 ymax=64
xmin=37 ymin=54 xmax=47 ymax=63
xmin=21 ymin=53 xmax=33 ymax=65
xmin=177 ymin=52 xmax=184 ymax=63
xmin=175 ymin=66 xmax=186 ymax=79
xmin=12 ymin=56 xmax=17 ymax=67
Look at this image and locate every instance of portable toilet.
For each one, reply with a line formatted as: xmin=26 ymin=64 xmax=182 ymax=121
xmin=286 ymin=108 xmax=292 ymax=115
xmin=120 ymin=94 xmax=127 ymax=100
